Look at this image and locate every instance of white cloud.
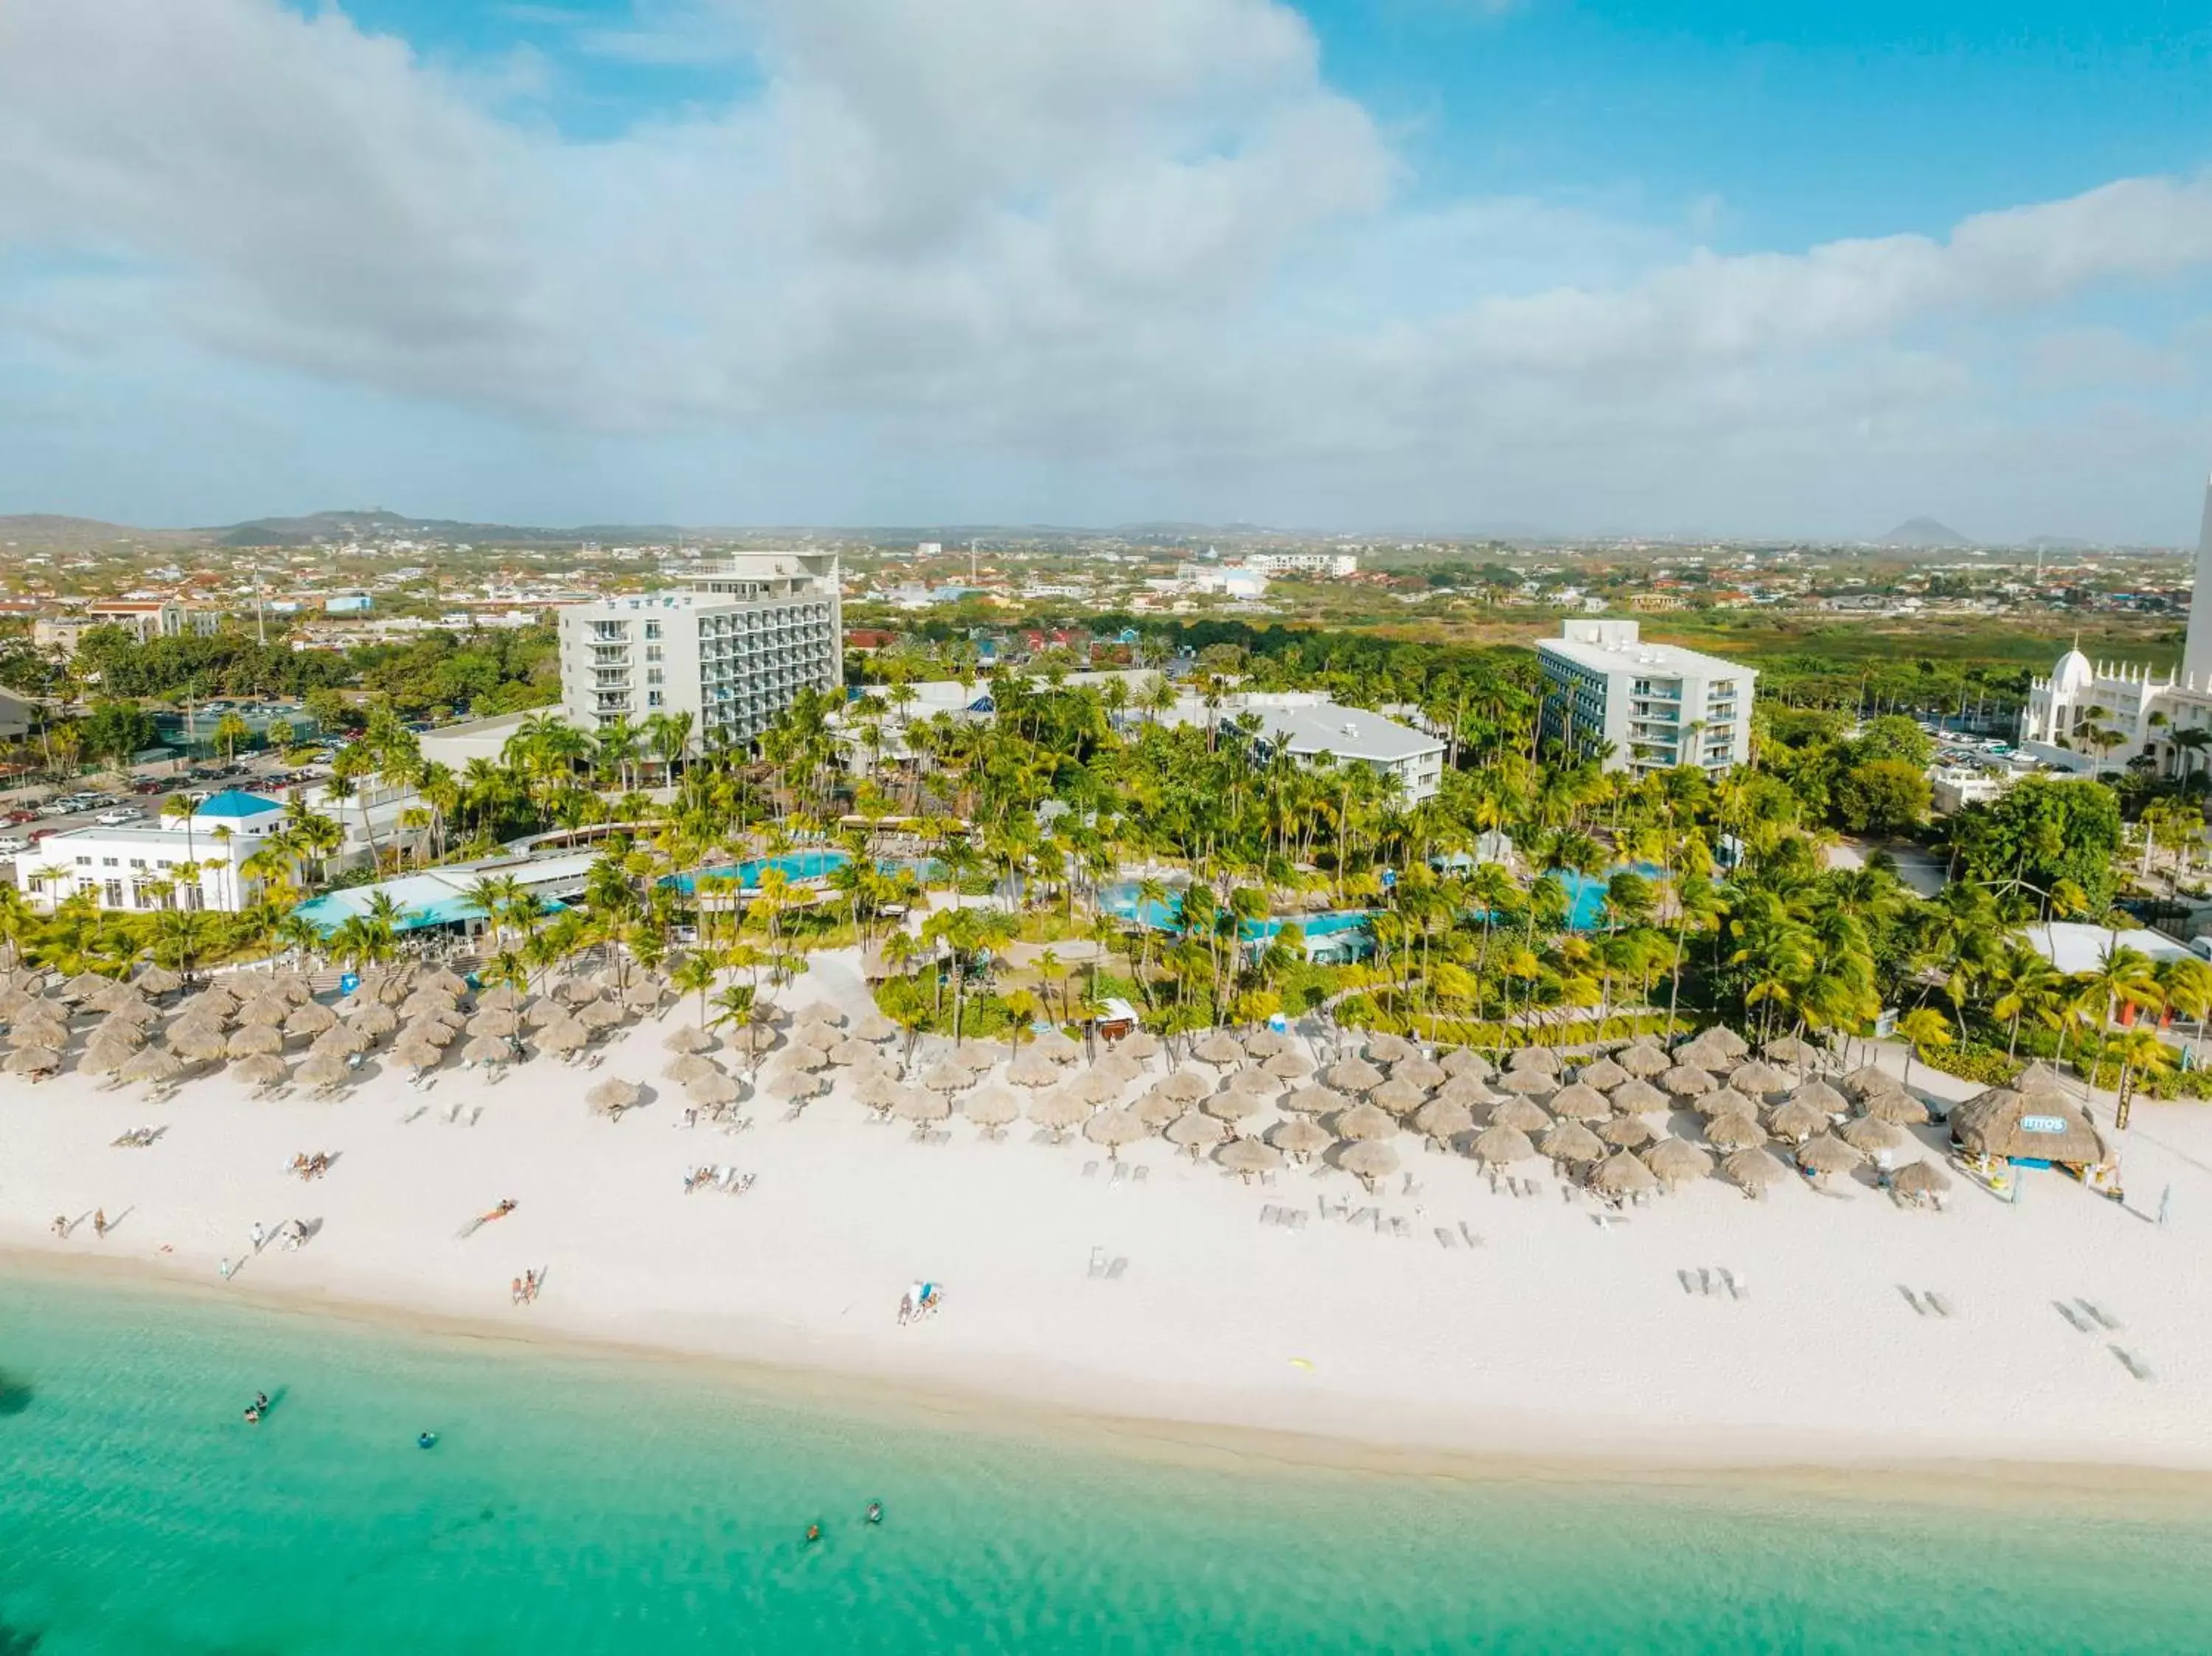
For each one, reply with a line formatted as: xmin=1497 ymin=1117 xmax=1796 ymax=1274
xmin=0 ymin=0 xmax=2209 ymax=535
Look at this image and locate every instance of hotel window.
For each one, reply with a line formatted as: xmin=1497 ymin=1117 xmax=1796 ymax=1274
xmin=102 ymin=857 xmax=119 ymax=869
xmin=75 ymin=855 xmax=91 ymax=867
xmin=103 ymin=880 xmax=123 ymax=907
xmin=644 ymin=622 xmax=662 ymax=640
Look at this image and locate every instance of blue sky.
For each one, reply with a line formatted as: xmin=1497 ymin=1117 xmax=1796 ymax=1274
xmin=1 ymin=0 xmax=2209 ymax=539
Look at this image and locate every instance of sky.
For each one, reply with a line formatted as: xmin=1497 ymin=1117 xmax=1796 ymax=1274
xmin=1 ymin=0 xmax=2209 ymax=541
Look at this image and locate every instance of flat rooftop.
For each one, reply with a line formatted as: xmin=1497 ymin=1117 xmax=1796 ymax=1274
xmin=1538 ymin=633 xmax=1756 ymax=680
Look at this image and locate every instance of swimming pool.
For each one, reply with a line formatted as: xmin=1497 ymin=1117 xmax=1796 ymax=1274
xmin=1097 ymin=881 xmax=1374 ymax=947
xmin=1551 ymin=863 xmax=1664 ymax=930
xmin=664 ymin=851 xmax=944 ymax=894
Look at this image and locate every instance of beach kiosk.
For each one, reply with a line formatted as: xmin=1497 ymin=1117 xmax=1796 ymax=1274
xmin=1948 ymin=1081 xmax=2116 ymax=1195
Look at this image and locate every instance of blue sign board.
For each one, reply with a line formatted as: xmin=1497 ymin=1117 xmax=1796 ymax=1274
xmin=338 ymin=973 xmax=360 ymax=998
xmin=2020 ymin=1115 xmax=2068 ymax=1135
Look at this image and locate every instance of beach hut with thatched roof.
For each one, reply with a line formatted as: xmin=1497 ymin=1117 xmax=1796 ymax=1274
xmin=1796 ymin=1133 xmax=1864 ymax=1177
xmin=1540 ymin=1121 xmax=1606 ymax=1164
xmin=1438 ymin=1047 xmax=1492 ymax=1080
xmin=1576 ymin=1056 xmax=1630 ymax=1092
xmin=1590 ymin=1149 xmax=1658 ymax=1199
xmin=1547 ymin=1082 xmax=1611 ymax=1122
xmin=1267 ymin=1117 xmax=1333 ymax=1163
xmin=1489 ymin=1096 xmax=1554 ymax=1134
xmin=1644 ymin=1138 xmax=1714 ymax=1188
xmin=1470 ymin=1123 xmax=1537 ymax=1167
xmin=1948 ymin=1086 xmax=2110 ymax=1168
xmin=1703 ymin=1113 xmax=1768 ymax=1153
xmin=1888 ymin=1161 xmax=1952 ymax=1207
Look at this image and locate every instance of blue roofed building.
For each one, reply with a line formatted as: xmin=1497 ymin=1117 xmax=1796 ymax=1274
xmin=26 ymin=790 xmax=295 ymax=916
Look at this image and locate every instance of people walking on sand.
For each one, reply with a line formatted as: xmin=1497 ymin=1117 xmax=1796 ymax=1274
xmin=511 ymin=1276 xmax=525 ymax=1306
xmin=251 ymin=1220 xmax=267 ymax=1254
xmin=220 ymin=1256 xmax=234 ymax=1280
xmin=93 ymin=1208 xmax=108 ymax=1240
xmin=51 ymin=1215 xmax=67 ymax=1239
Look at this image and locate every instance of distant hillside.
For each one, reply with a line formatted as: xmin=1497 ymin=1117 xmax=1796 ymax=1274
xmin=0 ymin=514 xmax=208 ymax=551
xmin=212 ymin=509 xmax=683 ymax=548
xmin=1880 ymin=516 xmax=1974 ymax=549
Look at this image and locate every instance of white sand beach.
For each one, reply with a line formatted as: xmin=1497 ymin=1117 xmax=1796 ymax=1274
xmin=7 ymin=951 xmax=2212 ymax=1479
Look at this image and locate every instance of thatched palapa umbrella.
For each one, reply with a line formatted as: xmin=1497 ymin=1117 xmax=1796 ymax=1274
xmin=78 ymin=1039 xmax=133 ymax=1076
xmin=1789 ymin=1079 xmax=1848 ymax=1118
xmin=1703 ymin=1113 xmax=1768 ymax=1152
xmin=765 ymin=1069 xmax=820 ymax=1103
xmin=777 ymin=1044 xmax=831 ymax=1072
xmin=1133 ymin=1089 xmax=1185 ymax=1133
xmin=1027 ymin=1090 xmax=1090 ymax=1138
xmin=469 ymin=1006 xmax=521 ymax=1040
xmin=1157 ymin=1071 xmax=1210 ymax=1105
xmin=1262 ymin=1050 xmax=1313 ymax=1081
xmin=1765 ymin=1099 xmax=1829 ymax=1144
xmin=1590 ymin=1149 xmax=1659 ymax=1198
xmin=1092 ymin=1050 xmax=1144 ymax=1087
xmin=1164 ymin=1112 xmax=1228 ymax=1156
xmin=921 ymin=1060 xmax=972 ymax=1093
xmin=1721 ymin=1148 xmax=1781 ymax=1195
xmin=725 ymin=1024 xmax=778 ymax=1055
xmin=853 ymin=1071 xmax=904 ymax=1112
xmin=1413 ymin=1097 xmax=1475 ymax=1144
xmin=1083 ymin=1107 xmax=1146 ymax=1160
xmin=1281 ymin=1083 xmax=1348 ymax=1116
xmin=1192 ymin=1031 xmax=1244 ymax=1068
xmin=958 ymin=1043 xmax=1006 ymax=1074
xmin=1728 ymin=1060 xmax=1789 ymax=1096
xmin=392 ymin=1038 xmax=445 ymax=1074
xmin=588 ymin=1078 xmax=643 ymax=1117
xmin=1032 ymin=1027 xmax=1082 ymax=1064
xmin=794 ymin=1002 xmax=846 ymax=1029
xmin=687 ymin=1069 xmax=743 ymax=1107
xmin=10 ymin=1015 xmax=70 ymax=1052
xmin=1615 ymin=1043 xmax=1671 ymax=1077
xmin=1064 ymin=1067 xmax=1121 ymax=1106
xmin=1576 ymin=1056 xmax=1629 ymax=1092
xmin=228 ymin=1024 xmax=284 ymax=1058
xmin=1392 ymin=1056 xmax=1445 ymax=1091
xmin=894 ymin=1088 xmax=952 ymax=1125
xmin=1470 ymin=1123 xmax=1536 ymax=1166
xmin=313 ymin=1023 xmax=371 ymax=1058
xmin=1118 ymin=1031 xmax=1161 ymax=1061
xmin=1860 ymin=1089 xmax=1929 ymax=1126
xmin=1495 ymin=1067 xmax=1555 ymax=1097
xmin=171 ymin=1023 xmax=232 ymax=1064
xmin=1334 ymin=1102 xmax=1399 ymax=1142
xmin=461 ymin=1034 xmax=512 ymax=1065
xmin=1547 ymin=1082 xmax=1611 ymax=1122
xmin=233 ymin=1051 xmax=291 ymax=1088
xmin=1608 ymin=1076 xmax=1669 ymax=1114
xmin=961 ymin=1088 xmax=1021 ymax=1136
xmin=1889 ymin=1161 xmax=1952 ymax=1203
xmin=1217 ymin=1138 xmax=1284 ymax=1181
xmin=1659 ymin=1064 xmax=1715 ymax=1098
xmin=1006 ymin=1049 xmax=1059 ymax=1088
xmin=1541 ymin=1121 xmax=1607 ymax=1164
xmin=1368 ymin=1074 xmax=1425 ymax=1116
xmin=1202 ymin=1088 xmax=1264 ymax=1124
xmin=1433 ymin=1074 xmax=1498 ymax=1109
xmin=354 ymin=1003 xmax=400 ymax=1040
xmin=1764 ymin=1035 xmax=1818 ymax=1067
xmin=1796 ymin=1133 xmax=1863 ymax=1177
xmin=536 ymin=1017 xmax=590 ymax=1055
xmin=1325 ymin=1057 xmax=1385 ymax=1095
xmin=1227 ymin=1064 xmax=1281 ymax=1100
xmin=476 ymin=984 xmax=526 ymax=1012
xmin=119 ymin=1045 xmax=183 ymax=1087
xmin=296 ymin=1054 xmax=352 ymax=1092
xmin=575 ymin=998 xmax=624 ymax=1031
xmin=1438 ymin=1047 xmax=1492 ymax=1079
xmin=1268 ymin=1116 xmax=1333 ymax=1162
xmin=1506 ymin=1043 xmax=1560 ymax=1074
xmin=1644 ymin=1138 xmax=1714 ymax=1187
xmin=1598 ymin=1114 xmax=1654 ymax=1149
xmin=1489 ymin=1096 xmax=1554 ymax=1134
xmin=1365 ymin=1032 xmax=1417 ymax=1065
xmin=852 ymin=1012 xmax=900 ymax=1043
xmin=1839 ymin=1116 xmax=1903 ymax=1154
xmin=5 ymin=1044 xmax=62 ymax=1075
xmin=1697 ymin=1085 xmax=1761 ymax=1121
xmin=1242 ymin=1028 xmax=1293 ymax=1060
xmin=1337 ymin=1138 xmax=1400 ymax=1191
xmin=133 ymin=964 xmax=184 ymax=996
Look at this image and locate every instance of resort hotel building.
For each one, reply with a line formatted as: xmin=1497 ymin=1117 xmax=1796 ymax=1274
xmin=1536 ymin=620 xmax=1757 ymax=776
xmin=25 ymin=790 xmax=291 ymax=914
xmin=557 ymin=553 xmax=842 ymax=753
xmin=2017 ymin=472 xmax=2212 ymax=777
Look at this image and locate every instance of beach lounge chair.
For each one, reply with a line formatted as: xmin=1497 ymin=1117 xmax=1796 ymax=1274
xmin=1434 ymin=1227 xmax=1457 ymax=1249
xmin=1458 ymin=1222 xmax=1483 ymax=1248
xmin=1082 ymin=1161 xmax=1099 ymax=1179
xmin=2079 ymin=1299 xmax=2121 ymax=1331
xmin=2111 ymin=1346 xmax=2154 ymax=1381
xmin=1133 ymin=1166 xmax=1150 ymax=1184
xmin=1087 ymin=1246 xmax=1107 ymax=1278
xmin=1105 ymin=1256 xmax=1128 ymax=1281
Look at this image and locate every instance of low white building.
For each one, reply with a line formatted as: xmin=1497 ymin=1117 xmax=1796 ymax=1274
xmin=26 ymin=790 xmax=293 ymax=914
xmin=1242 ymin=552 xmax=1357 ymax=578
xmin=1536 ymin=619 xmax=1756 ymax=776
xmin=1155 ymin=690 xmax=1445 ymax=804
xmin=2017 ymin=644 xmax=2212 ymax=776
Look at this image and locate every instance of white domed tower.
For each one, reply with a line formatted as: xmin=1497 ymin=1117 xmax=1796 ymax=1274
xmin=2186 ymin=472 xmax=2212 ymax=689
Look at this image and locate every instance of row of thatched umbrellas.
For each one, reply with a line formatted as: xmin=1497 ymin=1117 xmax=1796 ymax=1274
xmin=0 ymin=959 xmax=670 ymax=1094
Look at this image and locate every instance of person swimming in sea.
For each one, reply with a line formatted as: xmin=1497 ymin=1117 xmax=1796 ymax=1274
xmin=865 ymin=1502 xmax=883 ymax=1526
xmin=418 ymin=1431 xmax=439 ymax=1450
xmin=804 ymin=1523 xmax=823 ymax=1546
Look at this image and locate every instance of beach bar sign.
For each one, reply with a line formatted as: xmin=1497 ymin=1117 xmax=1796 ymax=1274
xmin=2021 ymin=1114 xmax=2069 ymax=1135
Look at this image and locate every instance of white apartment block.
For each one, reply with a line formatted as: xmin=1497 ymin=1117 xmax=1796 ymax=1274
xmin=1242 ymin=552 xmax=1359 ymax=577
xmin=1537 ymin=620 xmax=1757 ymax=776
xmin=27 ymin=790 xmax=291 ymax=914
xmin=558 ymin=553 xmax=842 ymax=752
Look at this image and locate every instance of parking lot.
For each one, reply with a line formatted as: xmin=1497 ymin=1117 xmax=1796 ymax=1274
xmin=0 ymin=751 xmax=324 ymax=870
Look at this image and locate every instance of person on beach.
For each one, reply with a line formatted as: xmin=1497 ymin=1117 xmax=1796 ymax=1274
xmin=93 ymin=1208 xmax=108 ymax=1240
xmin=251 ymin=1220 xmax=267 ymax=1253
xmin=50 ymin=1215 xmax=67 ymax=1239
xmin=220 ymin=1257 xmax=234 ymax=1281
xmin=511 ymin=1276 xmax=525 ymax=1306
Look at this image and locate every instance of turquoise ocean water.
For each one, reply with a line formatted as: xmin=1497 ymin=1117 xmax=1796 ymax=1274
xmin=5 ymin=1267 xmax=2211 ymax=1655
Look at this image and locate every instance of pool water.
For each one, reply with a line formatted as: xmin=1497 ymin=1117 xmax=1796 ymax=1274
xmin=1552 ymin=863 xmax=1665 ymax=930
xmin=1097 ymin=881 xmax=1374 ymax=945
xmin=664 ymin=852 xmax=942 ymax=894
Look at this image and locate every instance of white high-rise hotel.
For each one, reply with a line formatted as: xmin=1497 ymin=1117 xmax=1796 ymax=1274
xmin=1536 ymin=619 xmax=1757 ymax=775
xmin=557 ymin=553 xmax=842 ymax=752
xmin=2020 ymin=473 xmax=2212 ymax=775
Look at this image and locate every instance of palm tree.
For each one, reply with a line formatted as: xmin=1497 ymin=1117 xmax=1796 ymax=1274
xmin=2109 ymin=1026 xmax=2172 ymax=1131
xmin=1894 ymin=1006 xmax=1952 ymax=1093
xmin=669 ymin=950 xmax=718 ymax=1028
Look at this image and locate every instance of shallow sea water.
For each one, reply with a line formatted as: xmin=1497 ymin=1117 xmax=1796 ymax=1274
xmin=4 ymin=1267 xmax=2208 ymax=1654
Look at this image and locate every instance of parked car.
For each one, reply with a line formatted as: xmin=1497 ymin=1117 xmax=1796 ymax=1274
xmin=94 ymin=809 xmax=142 ymax=827
xmin=0 ymin=837 xmax=27 ymax=857
xmin=0 ymin=809 xmax=35 ymax=826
